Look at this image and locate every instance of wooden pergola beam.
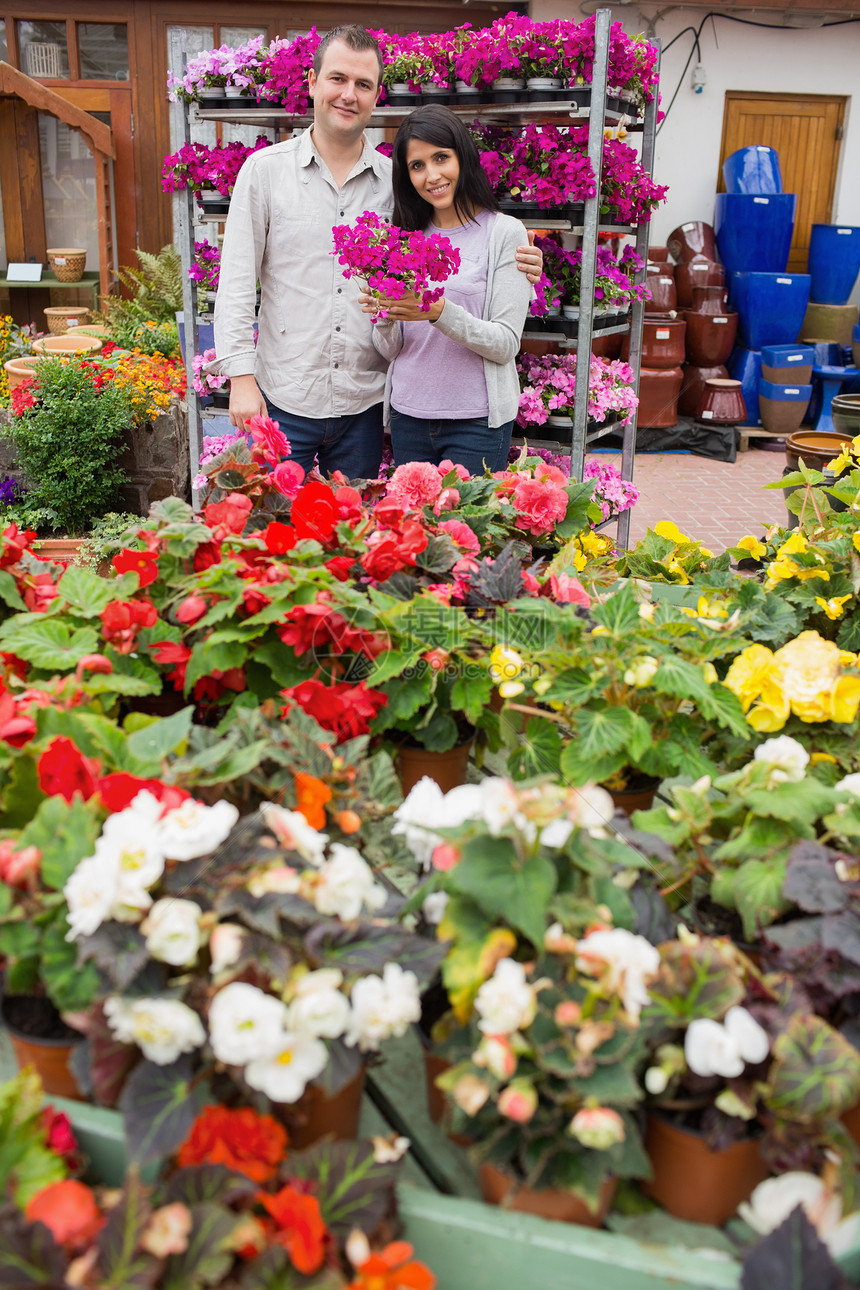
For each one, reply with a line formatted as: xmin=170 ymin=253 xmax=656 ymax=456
xmin=0 ymin=61 xmax=115 ymax=159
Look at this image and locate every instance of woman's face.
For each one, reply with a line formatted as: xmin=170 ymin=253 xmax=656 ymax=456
xmin=405 ymin=137 xmax=461 ymax=223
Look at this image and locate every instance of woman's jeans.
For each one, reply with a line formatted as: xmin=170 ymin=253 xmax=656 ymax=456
xmin=390 ymin=409 xmax=513 ymax=475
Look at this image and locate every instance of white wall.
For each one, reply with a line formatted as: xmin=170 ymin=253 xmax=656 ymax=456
xmin=530 ymin=2 xmax=860 ymax=251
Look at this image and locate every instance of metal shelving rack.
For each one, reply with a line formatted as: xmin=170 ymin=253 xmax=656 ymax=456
xmin=169 ymin=12 xmax=660 ymax=545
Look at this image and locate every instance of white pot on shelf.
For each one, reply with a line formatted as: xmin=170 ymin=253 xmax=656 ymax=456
xmin=492 ymin=77 xmax=525 ymax=90
xmin=547 ymin=413 xmax=574 ymax=427
xmin=422 ymin=82 xmax=449 ymax=96
xmin=562 ymin=305 xmax=581 ymax=320
xmin=198 ymin=86 xmax=226 ymax=101
xmin=526 ymin=76 xmax=562 ymax=91
xmin=455 ymin=80 xmax=479 ymax=95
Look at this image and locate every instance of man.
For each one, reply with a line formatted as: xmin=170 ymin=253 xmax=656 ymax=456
xmin=214 ymin=24 xmax=540 ymax=478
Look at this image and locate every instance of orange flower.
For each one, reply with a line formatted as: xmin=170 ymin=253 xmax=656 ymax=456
xmin=349 ymin=1241 xmax=436 ymax=1290
xmin=294 ymin=772 xmax=332 ymax=830
xmin=257 ymin=1185 xmax=328 ymax=1274
xmin=177 ymin=1105 xmax=288 ymax=1183
xmin=25 ymin=1180 xmax=104 ymax=1249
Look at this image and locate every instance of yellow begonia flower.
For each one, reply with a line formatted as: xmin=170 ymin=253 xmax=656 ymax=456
xmin=765 ymin=557 xmax=801 ymax=584
xmin=736 ymin=535 xmax=767 ymax=560
xmin=624 ymin=656 xmax=659 ymax=688
xmin=831 ymin=675 xmax=860 ymax=724
xmin=638 ymin=602 xmax=656 ymax=620
xmin=702 ymin=662 xmax=718 ymax=684
xmin=572 ymin=549 xmax=587 ymax=572
xmin=815 ymin=595 xmax=852 ymax=620
xmin=853 ymin=533 xmax=860 ymax=555
xmin=654 ymin=520 xmax=690 ymax=545
xmin=810 ymin=752 xmax=838 ymax=764
xmin=665 ymin=560 xmax=690 ymax=585
xmin=581 ymin=530 xmax=611 ymax=556
xmin=723 ymin=644 xmax=776 ymax=713
xmin=747 ymin=698 xmax=790 ymax=732
xmin=828 ymin=448 xmax=851 ymax=473
xmin=489 ymin=645 xmax=524 ymax=685
xmin=777 ymin=531 xmax=807 ymax=558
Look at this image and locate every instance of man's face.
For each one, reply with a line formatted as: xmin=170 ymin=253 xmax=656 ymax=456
xmin=308 ymin=40 xmax=380 ymax=143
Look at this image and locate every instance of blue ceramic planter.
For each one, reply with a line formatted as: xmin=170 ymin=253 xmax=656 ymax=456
xmin=729 ymin=272 xmax=810 ymax=351
xmin=714 ymin=193 xmax=797 ymax=276
xmin=761 ymin=344 xmax=814 ymax=384
xmin=728 ymin=346 xmax=762 ymax=425
xmin=808 ymin=224 xmax=860 ymax=305
xmin=759 ymin=379 xmax=812 ymax=404
xmin=722 ymin=146 xmax=782 ymax=196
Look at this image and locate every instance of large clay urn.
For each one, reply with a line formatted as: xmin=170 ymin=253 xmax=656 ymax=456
xmin=623 ymin=317 xmax=686 ymax=369
xmin=690 ymin=284 xmax=729 ymax=314
xmin=678 ymin=364 xmax=729 ymax=418
xmin=667 ymin=221 xmax=718 ymax=264
xmin=637 ymin=366 xmax=684 ymax=427
xmin=645 ymin=270 xmax=677 ymax=314
xmin=675 ymin=260 xmax=726 ymax=308
xmin=684 ymin=310 xmax=738 ymax=366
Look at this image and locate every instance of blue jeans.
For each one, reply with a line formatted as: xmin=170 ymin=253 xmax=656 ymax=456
xmin=390 ymin=409 xmax=513 ymax=475
xmin=262 ymin=398 xmax=384 ymax=480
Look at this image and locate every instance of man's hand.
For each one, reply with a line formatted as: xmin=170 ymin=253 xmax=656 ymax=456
xmin=359 ymin=291 xmax=444 ymax=323
xmin=229 ymin=374 xmax=267 ymax=429
xmin=516 ymin=230 xmax=544 ymax=285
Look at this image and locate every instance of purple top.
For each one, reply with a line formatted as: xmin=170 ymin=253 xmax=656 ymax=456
xmin=391 ymin=211 xmax=496 ymax=419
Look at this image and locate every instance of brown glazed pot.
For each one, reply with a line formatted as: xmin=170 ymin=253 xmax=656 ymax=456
xmin=690 ymin=284 xmax=729 ymax=314
xmin=684 ymin=311 xmax=738 ymax=366
xmin=643 ymin=1113 xmax=769 ymax=1225
xmin=678 ymin=364 xmax=729 ymax=418
xmin=648 ymin=244 xmax=670 ymax=261
xmin=275 ymin=1067 xmax=366 ymax=1149
xmin=675 ymin=260 xmax=726 ymax=308
xmin=636 ymin=366 xmax=684 ymax=428
xmin=699 ymin=378 xmax=747 ymax=425
xmin=644 ymin=271 xmax=677 ymax=314
xmin=623 ymin=318 xmax=686 ymax=369
xmin=479 ymin=1162 xmax=617 ymax=1227
xmin=785 ymin=430 xmax=852 ymax=472
xmin=590 ymin=332 xmax=623 ymax=360
xmin=667 ymin=221 xmax=718 ymax=264
xmin=397 ymin=740 xmax=472 ymax=796
xmin=758 ymin=395 xmax=809 ymax=437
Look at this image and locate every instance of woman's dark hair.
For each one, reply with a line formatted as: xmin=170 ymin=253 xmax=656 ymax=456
xmin=391 ymin=105 xmax=499 ymax=231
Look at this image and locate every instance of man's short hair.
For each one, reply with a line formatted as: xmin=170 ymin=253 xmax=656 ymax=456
xmin=313 ymin=25 xmax=383 ymax=85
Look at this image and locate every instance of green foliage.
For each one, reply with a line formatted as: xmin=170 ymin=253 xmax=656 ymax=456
xmin=0 ymin=1072 xmax=68 ymax=1208
xmin=5 ymin=358 xmax=134 ymax=535
xmin=79 ymin=512 xmax=143 ymax=573
xmin=99 ymin=245 xmax=183 ymax=338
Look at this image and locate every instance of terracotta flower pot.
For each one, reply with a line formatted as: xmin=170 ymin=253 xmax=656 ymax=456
xmin=675 ymin=260 xmax=725 ymax=309
xmin=684 ymin=311 xmax=738 ymax=366
xmin=479 ymin=1162 xmax=617 ymax=1227
xmin=785 ymin=429 xmax=852 ymax=472
xmin=643 ymin=1113 xmax=769 ymax=1225
xmin=32 ymin=333 xmax=102 ymax=356
xmin=699 ymin=378 xmax=747 ymax=426
xmin=3 ymin=355 xmax=42 ymax=392
xmin=667 ymin=222 xmax=717 ymax=264
xmin=678 ymin=364 xmax=729 ymax=418
xmin=1 ymin=994 xmax=85 ymax=1101
xmin=274 ymin=1066 xmax=365 ymax=1149
xmin=32 ymin=537 xmax=87 ymax=566
xmin=397 ymin=739 xmax=473 ymax=796
xmin=636 ymin=366 xmax=684 ymax=428
xmin=605 ymin=777 xmax=659 ymax=814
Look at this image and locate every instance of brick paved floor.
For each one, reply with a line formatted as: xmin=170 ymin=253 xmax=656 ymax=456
xmin=590 ymin=443 xmax=789 ymax=555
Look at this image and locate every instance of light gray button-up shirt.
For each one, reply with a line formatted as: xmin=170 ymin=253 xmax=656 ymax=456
xmin=213 ymin=127 xmax=393 ymax=418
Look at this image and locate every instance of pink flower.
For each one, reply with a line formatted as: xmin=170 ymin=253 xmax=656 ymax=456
xmin=549 ymin=572 xmax=591 ymax=607
xmin=247 ymin=414 xmax=291 ymax=465
xmin=568 ymin=1106 xmax=625 ymax=1149
xmin=271 ymin=459 xmax=305 ymax=498
xmin=386 ymin=461 xmax=443 ymax=508
xmin=439 ymin=519 xmax=480 ymax=555
xmin=498 ymin=1080 xmax=538 ymax=1124
xmin=438 ymin=459 xmax=471 ymax=481
xmin=512 ymin=478 xmax=568 ymax=537
xmin=432 ymin=843 xmax=461 ymax=871
xmin=433 ymin=487 xmax=460 ymax=514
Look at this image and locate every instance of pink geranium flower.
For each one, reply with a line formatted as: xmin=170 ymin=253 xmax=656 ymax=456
xmin=438 ymin=519 xmax=481 ymax=555
xmin=549 ymin=572 xmax=591 ymax=607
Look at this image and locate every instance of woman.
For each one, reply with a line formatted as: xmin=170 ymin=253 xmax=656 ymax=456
xmin=366 ymin=106 xmax=534 ymax=475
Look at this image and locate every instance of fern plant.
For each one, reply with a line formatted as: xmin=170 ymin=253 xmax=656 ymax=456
xmin=99 ymin=245 xmax=183 ymax=340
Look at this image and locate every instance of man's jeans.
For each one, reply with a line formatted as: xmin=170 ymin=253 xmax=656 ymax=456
xmin=390 ymin=409 xmax=513 ymax=475
xmin=263 ymin=399 xmax=384 ymax=480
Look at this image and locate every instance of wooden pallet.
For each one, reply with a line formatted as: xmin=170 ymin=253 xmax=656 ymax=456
xmin=737 ymin=425 xmax=786 ymax=452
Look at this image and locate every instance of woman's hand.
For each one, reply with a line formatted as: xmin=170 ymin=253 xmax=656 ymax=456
xmin=359 ymin=290 xmax=444 ymax=323
xmin=516 ymin=230 xmax=544 ymax=285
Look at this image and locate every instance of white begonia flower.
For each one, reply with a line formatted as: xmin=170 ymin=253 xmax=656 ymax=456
xmin=244 ymin=1029 xmax=328 ymax=1103
xmin=624 ymin=655 xmax=659 ymax=688
xmin=140 ymin=898 xmax=203 ymax=967
xmin=103 ymin=996 xmax=205 ymax=1065
xmin=208 ymin=981 xmax=288 ymax=1066
xmin=645 ymin=1066 xmax=669 ymax=1095
xmin=345 ymin=962 xmax=421 ymax=1052
xmin=313 ymin=845 xmax=387 ymax=921
xmin=64 ymin=851 xmax=119 ymax=941
xmin=159 ymin=798 xmax=239 ymax=861
xmin=99 ymin=803 xmax=166 ymax=907
xmin=835 ymin=773 xmax=860 ymax=798
xmin=685 ymin=1017 xmax=744 ymax=1078
xmin=575 ymin=927 xmax=660 ymax=1022
xmin=209 ymin=923 xmax=245 ymax=975
xmin=724 ymin=1005 xmax=770 ymax=1066
xmin=260 ymin=802 xmax=329 ymax=866
xmin=540 ymin=818 xmax=574 ymax=849
xmin=288 ymin=969 xmax=351 ymax=1039
xmin=474 ymin=959 xmax=536 ymax=1036
xmin=753 ymin=735 xmax=810 ymax=784
xmin=479 ymin=778 xmax=521 ymax=834
xmin=391 ymin=777 xmax=446 ymax=869
xmin=738 ymin=1173 xmax=860 ymax=1260
xmin=438 ymin=783 xmax=485 ymax=827
xmin=571 ymin=784 xmax=615 ymax=834
xmin=421 ymin=891 xmax=449 ymax=925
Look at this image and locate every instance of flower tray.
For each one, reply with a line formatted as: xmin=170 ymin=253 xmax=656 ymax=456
xmin=527 ymin=313 xmax=629 ymax=338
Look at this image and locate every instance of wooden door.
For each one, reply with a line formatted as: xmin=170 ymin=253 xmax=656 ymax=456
xmin=718 ymin=92 xmax=845 ymax=272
